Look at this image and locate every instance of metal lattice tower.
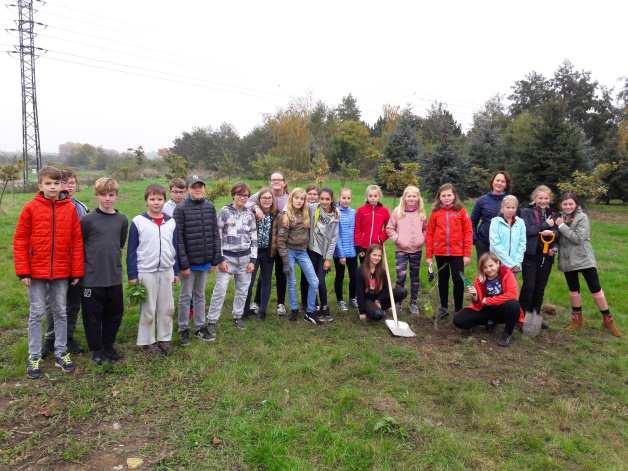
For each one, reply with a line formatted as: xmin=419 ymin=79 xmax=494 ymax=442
xmin=13 ymin=0 xmax=43 ymax=183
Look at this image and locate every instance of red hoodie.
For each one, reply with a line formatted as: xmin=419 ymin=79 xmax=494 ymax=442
xmin=467 ymin=265 xmax=524 ymax=323
xmin=354 ymin=203 xmax=390 ymax=249
xmin=425 ymin=206 xmax=472 ymax=259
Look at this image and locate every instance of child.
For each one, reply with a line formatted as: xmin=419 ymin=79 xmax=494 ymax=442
xmin=173 ymin=175 xmax=223 ymax=345
xmin=453 ymin=252 xmax=522 ymax=347
xmin=80 ymin=177 xmax=128 ymax=365
xmin=277 ymin=188 xmax=320 ymax=324
xmin=163 ymin=177 xmax=188 ymax=217
xmin=243 ymin=187 xmax=278 ymax=320
xmin=334 ymin=188 xmax=358 ymax=311
xmin=306 ymin=184 xmax=320 ymax=204
xmin=556 ymin=192 xmax=621 ymax=336
xmin=489 ymin=195 xmax=526 ymax=273
xmin=354 ymin=185 xmax=390 ymax=263
xmin=386 ymin=185 xmax=426 ymax=315
xmin=127 ymin=184 xmax=179 ymax=355
xmin=425 ymin=183 xmax=473 ymax=319
xmin=300 ymin=187 xmax=339 ymax=322
xmin=356 ymin=244 xmax=406 ymax=321
xmin=519 ymin=185 xmax=558 ymax=326
xmin=206 ymin=183 xmax=258 ymax=340
xmin=42 ymin=168 xmax=89 ymax=357
xmin=14 ymin=166 xmax=84 ymax=378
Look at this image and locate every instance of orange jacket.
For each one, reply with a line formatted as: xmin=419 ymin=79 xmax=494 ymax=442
xmin=13 ymin=193 xmax=84 ymax=280
xmin=425 ymin=206 xmax=473 ymax=259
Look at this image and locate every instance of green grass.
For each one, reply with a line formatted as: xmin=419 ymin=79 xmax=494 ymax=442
xmin=1 ymin=179 xmax=627 ymax=470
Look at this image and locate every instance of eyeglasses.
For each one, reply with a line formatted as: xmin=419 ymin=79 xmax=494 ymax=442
xmin=236 ymin=193 xmax=250 ymax=198
xmin=260 ymin=196 xmax=273 ymax=200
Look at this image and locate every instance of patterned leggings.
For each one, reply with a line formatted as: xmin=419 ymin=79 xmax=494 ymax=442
xmin=395 ymin=250 xmax=422 ymax=302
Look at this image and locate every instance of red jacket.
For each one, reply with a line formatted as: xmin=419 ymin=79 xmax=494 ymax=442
xmin=425 ymin=206 xmax=473 ymax=259
xmin=13 ymin=193 xmax=84 ymax=280
xmin=467 ymin=265 xmax=524 ymax=323
xmin=354 ymin=203 xmax=390 ymax=249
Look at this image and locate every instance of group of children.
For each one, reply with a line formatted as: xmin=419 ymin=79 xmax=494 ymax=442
xmin=13 ymin=168 xmax=621 ymax=379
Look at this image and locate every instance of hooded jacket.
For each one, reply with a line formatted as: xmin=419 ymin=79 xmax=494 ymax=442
xmin=308 ymin=203 xmax=339 ymax=260
xmin=127 ymin=213 xmax=179 ymax=280
xmin=471 ymin=192 xmax=507 ymax=245
xmin=468 ymin=265 xmax=520 ymax=316
xmin=354 ymin=203 xmax=390 ymax=249
xmin=174 ymin=196 xmax=223 ymax=270
xmin=13 ymin=193 xmax=84 ymax=280
xmin=425 ymin=206 xmax=473 ymax=259
xmin=489 ymin=215 xmax=526 ymax=268
xmin=386 ymin=208 xmax=426 ymax=253
xmin=557 ymin=209 xmax=596 ymax=272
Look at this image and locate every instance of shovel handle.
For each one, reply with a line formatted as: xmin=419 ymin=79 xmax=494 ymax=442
xmin=382 ymin=243 xmax=398 ymax=325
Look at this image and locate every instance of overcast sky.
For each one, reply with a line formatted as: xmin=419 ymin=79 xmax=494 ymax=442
xmin=1 ymin=0 xmax=626 ymax=154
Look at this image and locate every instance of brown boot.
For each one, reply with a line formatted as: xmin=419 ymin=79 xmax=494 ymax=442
xmin=602 ymin=315 xmax=622 ymax=337
xmin=565 ymin=312 xmax=583 ymax=332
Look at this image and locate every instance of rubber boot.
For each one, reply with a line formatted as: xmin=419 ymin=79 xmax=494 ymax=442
xmin=565 ymin=312 xmax=583 ymax=332
xmin=602 ymin=315 xmax=622 ymax=337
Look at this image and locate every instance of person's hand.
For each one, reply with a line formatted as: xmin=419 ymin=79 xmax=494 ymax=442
xmin=71 ymin=278 xmax=80 ymax=286
xmin=128 ymin=279 xmax=137 ymax=285
xmin=323 ymin=260 xmax=332 ymax=271
xmin=541 ymin=229 xmax=554 ymax=237
xmin=180 ymin=268 xmax=191 ymax=278
xmin=359 ymin=251 xmax=365 ymax=258
xmin=512 ymin=265 xmax=521 ymax=273
xmin=374 ymin=300 xmax=382 ymax=309
xmin=173 ymin=276 xmax=179 ymax=284
xmin=555 ymin=216 xmax=564 ymax=226
xmin=339 ymin=257 xmax=346 ymax=266
xmin=463 ymin=256 xmax=471 ymax=266
xmin=21 ymin=277 xmax=31 ymax=287
xmin=468 ymin=285 xmax=477 ymax=297
xmin=246 ymin=262 xmax=255 ymax=273
xmin=549 ymin=247 xmax=558 ymax=256
xmin=255 ymin=207 xmax=264 ymax=221
xmin=546 ymin=216 xmax=555 ymax=227
xmin=219 ymin=261 xmax=229 ymax=273
xmin=426 ymin=258 xmax=432 ymax=266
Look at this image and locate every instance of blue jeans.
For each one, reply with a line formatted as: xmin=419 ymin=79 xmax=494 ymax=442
xmin=287 ymin=249 xmax=318 ymax=313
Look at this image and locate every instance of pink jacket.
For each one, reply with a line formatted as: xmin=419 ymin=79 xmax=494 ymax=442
xmin=386 ymin=209 xmax=426 ymax=253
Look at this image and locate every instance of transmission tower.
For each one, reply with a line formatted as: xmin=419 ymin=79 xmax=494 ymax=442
xmin=9 ymin=0 xmax=44 ymax=183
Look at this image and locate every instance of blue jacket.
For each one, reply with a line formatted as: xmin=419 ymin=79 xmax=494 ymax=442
xmin=334 ymin=206 xmax=356 ymax=258
xmin=489 ymin=215 xmax=526 ymax=268
xmin=471 ymin=192 xmax=507 ymax=245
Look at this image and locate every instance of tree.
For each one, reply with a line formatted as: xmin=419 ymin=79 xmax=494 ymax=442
xmin=162 ymin=152 xmax=190 ymax=180
xmin=383 ymin=110 xmax=420 ymax=167
xmin=419 ymin=103 xmax=461 ymax=145
xmin=376 ymin=161 xmax=421 ymax=196
xmin=336 ymin=94 xmax=361 ymax=122
xmin=421 ymin=133 xmax=467 ymax=196
xmin=251 ymin=153 xmax=285 ymax=179
xmin=329 ymin=120 xmax=373 ymax=170
xmin=128 ymin=146 xmax=146 ymax=167
xmin=268 ymin=108 xmax=311 ymax=172
xmin=337 ymin=161 xmax=360 ymax=186
xmin=558 ymin=162 xmax=618 ymax=202
xmin=467 ymin=95 xmax=509 ymax=170
xmin=0 ymin=161 xmax=21 ymax=211
xmin=508 ymin=71 xmax=552 ymax=116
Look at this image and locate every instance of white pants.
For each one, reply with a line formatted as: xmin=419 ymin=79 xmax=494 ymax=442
xmin=206 ymin=254 xmax=252 ymax=323
xmin=137 ymin=271 xmax=174 ymax=345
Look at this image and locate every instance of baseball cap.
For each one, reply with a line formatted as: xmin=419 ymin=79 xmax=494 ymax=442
xmin=186 ymin=175 xmax=206 ymax=187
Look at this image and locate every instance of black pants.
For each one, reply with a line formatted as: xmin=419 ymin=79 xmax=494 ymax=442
xmin=44 ymin=282 xmax=82 ymax=342
xmin=301 ymin=250 xmax=326 ymax=308
xmin=273 ymin=254 xmax=286 ymax=305
xmin=475 ymin=239 xmax=490 ymax=261
xmin=360 ymin=287 xmax=407 ymax=321
xmin=334 ymin=256 xmax=357 ymax=302
xmin=564 ymin=267 xmax=601 ymax=294
xmin=245 ymin=247 xmax=274 ymax=314
xmin=435 ymin=256 xmax=465 ymax=312
xmin=81 ymin=285 xmax=124 ymax=352
xmin=520 ymin=253 xmax=554 ymax=313
xmin=453 ymin=300 xmax=520 ymax=335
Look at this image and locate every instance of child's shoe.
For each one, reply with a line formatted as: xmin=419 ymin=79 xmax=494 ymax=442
xmin=55 ymin=352 xmax=75 ymax=373
xmin=304 ymin=311 xmax=321 ymax=325
xmin=438 ymin=307 xmax=449 ymax=320
xmin=92 ymin=350 xmax=105 ymax=365
xmin=349 ymin=298 xmax=359 ymax=309
xmin=602 ymin=315 xmax=622 ymax=337
xmin=206 ymin=323 xmax=218 ymax=341
xmin=565 ymin=312 xmax=584 ymax=332
xmin=27 ymin=356 xmax=43 ymax=379
xmin=195 ymin=326 xmax=215 ymax=342
xmin=179 ymin=329 xmax=191 ymax=346
xmin=276 ymin=304 xmax=287 ymax=316
xmin=319 ymin=306 xmax=334 ymax=323
xmin=250 ymin=302 xmax=259 ymax=314
xmin=104 ymin=347 xmax=122 ymax=362
xmin=234 ymin=318 xmax=246 ymax=330
xmin=497 ymin=332 xmax=513 ymax=347
xmin=67 ymin=338 xmax=85 ymax=354
xmin=289 ymin=309 xmax=298 ymax=321
xmin=409 ymin=303 xmax=419 ymax=316
xmin=157 ymin=341 xmax=171 ymax=356
xmin=337 ymin=300 xmax=348 ymax=312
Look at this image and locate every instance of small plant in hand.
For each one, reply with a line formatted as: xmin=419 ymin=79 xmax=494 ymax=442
xmin=128 ymin=282 xmax=147 ymax=305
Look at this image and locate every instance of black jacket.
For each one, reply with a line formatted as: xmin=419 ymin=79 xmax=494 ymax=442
xmin=174 ymin=196 xmax=223 ymax=270
xmin=519 ymin=205 xmax=559 ymax=256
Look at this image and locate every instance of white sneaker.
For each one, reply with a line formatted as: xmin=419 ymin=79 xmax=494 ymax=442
xmin=349 ymin=298 xmax=358 ymax=309
xmin=409 ymin=303 xmax=419 ymax=315
xmin=338 ymin=300 xmax=348 ymax=312
xmin=276 ymin=304 xmax=287 ymax=316
xmin=250 ymin=302 xmax=259 ymax=313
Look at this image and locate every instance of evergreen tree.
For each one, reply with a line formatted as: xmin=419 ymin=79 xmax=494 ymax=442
xmin=383 ymin=110 xmax=420 ymax=167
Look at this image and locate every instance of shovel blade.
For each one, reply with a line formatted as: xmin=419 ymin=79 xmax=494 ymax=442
xmin=385 ymin=319 xmax=416 ymax=337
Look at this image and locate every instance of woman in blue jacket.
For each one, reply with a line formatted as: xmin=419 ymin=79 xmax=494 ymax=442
xmin=471 ymin=171 xmax=510 ymax=259
xmin=489 ymin=195 xmax=526 ymax=273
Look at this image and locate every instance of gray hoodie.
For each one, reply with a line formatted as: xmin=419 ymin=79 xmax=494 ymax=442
xmin=307 ymin=203 xmax=339 ymax=260
xmin=557 ymin=209 xmax=596 ymax=272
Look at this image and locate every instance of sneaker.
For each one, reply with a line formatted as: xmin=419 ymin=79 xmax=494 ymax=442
xmin=195 ymin=326 xmax=216 ymax=342
xmin=338 ymin=300 xmax=348 ymax=312
xmin=55 ymin=352 xmax=76 ymax=373
xmin=103 ymin=347 xmax=122 ymax=362
xmin=157 ymin=341 xmax=171 ymax=356
xmin=319 ymin=306 xmax=334 ymax=323
xmin=409 ymin=303 xmax=419 ymax=316
xmin=92 ymin=350 xmax=105 ymax=365
xmin=206 ymin=323 xmax=217 ymax=341
xmin=27 ymin=356 xmax=43 ymax=379
xmin=142 ymin=344 xmax=160 ymax=354
xmin=67 ymin=338 xmax=85 ymax=354
xmin=276 ymin=304 xmax=287 ymax=316
xmin=250 ymin=302 xmax=259 ymax=314
xmin=541 ymin=321 xmax=549 ymax=330
xmin=179 ymin=329 xmax=191 ymax=346
xmin=498 ymin=332 xmax=513 ymax=347
xmin=304 ymin=312 xmax=321 ymax=325
xmin=349 ymin=298 xmax=359 ymax=309
xmin=41 ymin=337 xmax=55 ymax=359
xmin=438 ymin=307 xmax=449 ymax=320
xmin=234 ymin=318 xmax=246 ymax=330
xmin=256 ymin=311 xmax=266 ymax=321
xmin=289 ymin=309 xmax=298 ymax=321
xmin=486 ymin=320 xmax=496 ymax=332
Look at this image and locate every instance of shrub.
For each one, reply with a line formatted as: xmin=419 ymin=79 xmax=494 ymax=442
xmin=376 ymin=160 xmax=421 ymax=196
xmin=557 ymin=162 xmax=618 ymax=202
xmin=206 ymin=178 xmax=230 ymax=201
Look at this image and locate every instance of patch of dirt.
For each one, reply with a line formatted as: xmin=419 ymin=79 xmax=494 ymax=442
xmin=589 ymin=209 xmax=628 ymax=224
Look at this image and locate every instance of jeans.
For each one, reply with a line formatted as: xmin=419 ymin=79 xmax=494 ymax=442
xmin=28 ymin=279 xmax=69 ymax=358
xmin=178 ymin=269 xmax=209 ymax=330
xmin=300 ymin=250 xmax=326 ymax=308
xmin=454 ymin=300 xmax=520 ymax=335
xmin=395 ymin=251 xmax=422 ymax=302
xmin=334 ymin=256 xmax=357 ymax=301
xmin=207 ymin=254 xmax=252 ymax=323
xmin=244 ymin=247 xmax=274 ymax=315
xmin=44 ymin=282 xmax=82 ymax=343
xmin=435 ymin=255 xmax=465 ymax=312
xmin=287 ymin=249 xmax=318 ymax=313
xmin=81 ymin=285 xmax=124 ymax=352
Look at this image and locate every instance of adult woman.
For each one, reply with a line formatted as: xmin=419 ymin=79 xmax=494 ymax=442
xmin=471 ymin=171 xmax=510 ymax=259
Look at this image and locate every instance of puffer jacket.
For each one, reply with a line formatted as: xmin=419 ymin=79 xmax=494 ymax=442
xmin=471 ymin=192 xmax=507 ymax=245
xmin=425 ymin=206 xmax=473 ymax=259
xmin=174 ymin=196 xmax=223 ymax=270
xmin=519 ymin=205 xmax=559 ymax=256
xmin=13 ymin=193 xmax=84 ymax=279
xmin=276 ymin=210 xmax=310 ymax=267
xmin=489 ymin=215 xmax=526 ymax=268
xmin=557 ymin=209 xmax=596 ymax=272
xmin=334 ymin=206 xmax=356 ymax=259
xmin=354 ymin=203 xmax=390 ymax=249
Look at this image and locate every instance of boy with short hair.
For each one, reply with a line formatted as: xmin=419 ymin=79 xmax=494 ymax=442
xmin=127 ymin=184 xmax=179 ymax=355
xmin=163 ymin=177 xmax=187 ymax=218
xmin=174 ymin=175 xmax=223 ymax=345
xmin=42 ymin=168 xmax=89 ymax=357
xmin=13 ymin=166 xmax=84 ymax=379
xmin=80 ymin=177 xmax=128 ymax=365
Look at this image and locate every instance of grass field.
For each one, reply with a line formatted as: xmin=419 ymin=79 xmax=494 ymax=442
xmin=1 ymin=179 xmax=627 ymax=470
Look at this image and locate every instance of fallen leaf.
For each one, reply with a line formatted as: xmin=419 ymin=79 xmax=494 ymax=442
xmin=212 ymin=436 xmax=222 ymax=446
xmin=113 ymin=466 xmax=124 ymax=471
xmin=127 ymin=457 xmax=143 ymax=469
xmin=112 ymin=422 xmax=121 ymax=431
xmin=490 ymin=379 xmax=501 ymax=387
xmin=112 ymin=389 xmax=120 ymax=397
xmin=39 ymin=407 xmax=50 ymax=417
